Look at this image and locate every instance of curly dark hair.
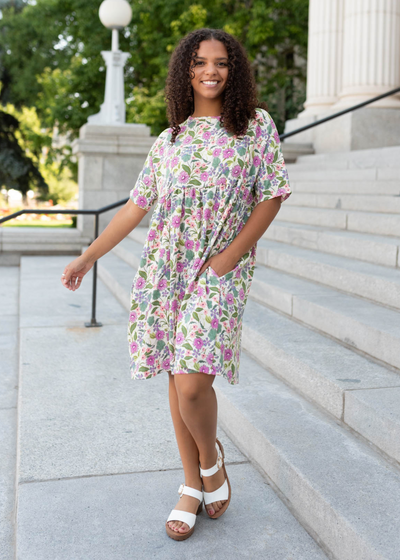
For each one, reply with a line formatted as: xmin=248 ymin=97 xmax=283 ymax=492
xmin=165 ymin=28 xmax=268 ymax=143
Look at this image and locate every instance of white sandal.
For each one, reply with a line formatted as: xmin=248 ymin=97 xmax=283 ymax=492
xmin=200 ymin=438 xmax=231 ymax=519
xmin=165 ymin=483 xmax=203 ymax=541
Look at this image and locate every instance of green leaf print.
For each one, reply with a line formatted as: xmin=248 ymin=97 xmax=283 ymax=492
xmin=193 ymin=312 xmax=200 ymax=322
xmin=208 ymin=329 xmax=217 ymax=340
xmin=205 ymin=315 xmax=212 ymax=323
xmin=156 ymin=340 xmax=165 ymax=351
xmin=139 ymin=271 xmax=147 ymax=279
xmin=189 ymin=179 xmax=202 ymax=186
xmin=237 ymin=147 xmax=246 ymax=156
xmin=181 ymin=326 xmax=188 ymax=337
xmin=130 ymin=323 xmax=137 ymax=333
xmin=180 ymin=359 xmax=187 ymax=369
xmin=182 ymin=164 xmax=191 ymax=174
xmin=186 ymin=250 xmax=194 ymax=261
xmin=182 ymin=343 xmax=193 ymax=351
xmin=139 ymin=366 xmax=149 ymax=372
xmin=182 ymin=154 xmax=192 ymax=162
xmin=147 ymin=316 xmax=154 ymax=326
xmin=152 ymin=290 xmax=160 ymax=299
xmin=149 ymin=333 xmax=156 ymax=339
xmin=273 ymin=150 xmax=279 ymax=163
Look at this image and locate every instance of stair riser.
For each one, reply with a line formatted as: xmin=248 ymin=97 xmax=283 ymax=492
xmin=278 ymin=207 xmax=400 ymax=237
xmin=264 ymin=226 xmax=399 ymax=268
xmin=285 ymin=194 xmax=400 ymax=214
xmin=255 ymin=246 xmax=400 ymax=311
xmin=290 ymin=181 xmax=400 ymax=195
xmin=216 ymin=387 xmax=382 ymax=560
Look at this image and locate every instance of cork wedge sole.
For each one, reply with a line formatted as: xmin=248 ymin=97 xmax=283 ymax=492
xmin=201 ymin=438 xmax=231 ymax=519
xmin=165 ymin=500 xmax=203 ymax=541
xmin=165 ymin=484 xmax=204 ymax=541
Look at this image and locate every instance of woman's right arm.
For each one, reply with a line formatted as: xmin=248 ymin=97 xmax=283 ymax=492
xmin=61 ymin=199 xmax=148 ymax=291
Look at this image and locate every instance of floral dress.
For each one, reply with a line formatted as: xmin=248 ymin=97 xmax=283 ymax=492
xmin=127 ymin=108 xmax=292 ymax=385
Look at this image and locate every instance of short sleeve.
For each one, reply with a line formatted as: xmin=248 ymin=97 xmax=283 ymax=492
xmin=252 ymin=109 xmax=292 ymax=205
xmin=129 ymin=133 xmax=165 ymax=212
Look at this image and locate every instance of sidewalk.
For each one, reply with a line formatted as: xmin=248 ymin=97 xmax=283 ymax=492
xmin=2 ymin=257 xmax=327 ymax=559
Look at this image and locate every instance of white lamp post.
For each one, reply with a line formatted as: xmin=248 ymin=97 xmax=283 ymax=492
xmin=88 ymin=0 xmax=133 ymax=125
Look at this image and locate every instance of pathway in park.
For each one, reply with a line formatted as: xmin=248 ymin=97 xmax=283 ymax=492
xmin=0 ymin=258 xmax=327 ymax=560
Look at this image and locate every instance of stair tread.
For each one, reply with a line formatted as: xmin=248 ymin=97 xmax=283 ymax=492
xmin=215 ymin=349 xmax=400 ymax=559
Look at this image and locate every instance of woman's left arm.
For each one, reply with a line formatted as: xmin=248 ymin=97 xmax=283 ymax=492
xmin=199 ymin=196 xmax=281 ymax=276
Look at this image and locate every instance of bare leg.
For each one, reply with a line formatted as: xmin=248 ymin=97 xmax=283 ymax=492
xmin=167 ymin=372 xmax=203 ymax=534
xmin=173 ymin=372 xmax=227 ymax=522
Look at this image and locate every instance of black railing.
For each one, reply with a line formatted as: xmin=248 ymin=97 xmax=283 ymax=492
xmin=0 ymin=199 xmax=129 ymax=327
xmin=1 ymin=85 xmax=399 ymax=326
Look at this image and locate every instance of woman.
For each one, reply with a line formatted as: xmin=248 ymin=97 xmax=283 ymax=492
xmin=61 ymin=28 xmax=292 ymax=541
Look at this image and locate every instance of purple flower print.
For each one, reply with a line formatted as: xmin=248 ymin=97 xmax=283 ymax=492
xmin=239 ymin=288 xmax=245 ymax=301
xmin=217 ymin=136 xmax=227 ymax=146
xmin=179 ymin=170 xmax=189 ymax=183
xmin=195 ymin=240 xmax=200 ymax=252
xmin=229 ymin=317 xmax=235 ymax=329
xmin=185 ymin=239 xmax=194 ymax=250
xmin=204 ymin=208 xmax=212 ymax=220
xmin=253 ymin=155 xmax=261 ymax=167
xmin=223 ymin=148 xmax=234 ymax=159
xmin=129 ymin=311 xmax=137 ymax=322
xmin=171 ymin=299 xmax=179 ymax=311
xmin=157 ymin=220 xmax=164 ymax=231
xmin=213 ymin=201 xmax=219 ymax=212
xmin=256 ymin=124 xmax=262 ymax=138
xmin=148 ymin=229 xmax=156 ymax=241
xmin=156 ymin=330 xmax=164 ymax=340
xmin=143 ymin=175 xmax=152 ymax=186
xmin=160 ymin=248 xmax=165 ymax=258
xmin=176 ymin=332 xmax=185 ymax=344
xmin=194 ymin=257 xmax=202 ymax=268
xmin=200 ymin=172 xmax=209 ymax=182
xmin=226 ymin=293 xmax=235 ymax=305
xmin=166 ymin=199 xmax=172 ymax=210
xmin=206 ymin=353 xmax=214 ymax=365
xmin=265 ymin=151 xmax=274 ymax=165
xmin=162 ymin=358 xmax=171 ymax=369
xmin=211 ymin=318 xmax=219 ymax=329
xmin=217 ymin=177 xmax=226 ymax=186
xmin=136 ymin=196 xmax=148 ymax=208
xmin=200 ymin=365 xmax=209 ymax=373
xmin=176 ymin=261 xmax=185 ymax=273
xmin=180 ymin=125 xmax=187 ymax=133
xmin=172 ymin=215 xmax=181 ymax=228
xmin=190 ymin=187 xmax=196 ymax=198
xmin=202 ymin=131 xmax=211 ymax=140
xmin=171 ymin=156 xmax=179 ymax=167
xmin=194 ymin=338 xmax=203 ymax=350
xmin=158 ymin=278 xmax=167 ymax=289
xmin=267 ymin=172 xmax=276 ymax=180
xmin=159 ymin=146 xmax=164 ymax=156
xmin=183 ymin=135 xmax=192 ymax=145
xmin=130 ymin=341 xmax=138 ymax=353
xmin=227 ymin=370 xmax=233 ymax=381
xmin=232 ymin=165 xmax=241 ymax=177
xmin=135 ymin=276 xmax=145 ymax=289
xmin=224 ymin=348 xmax=233 ymax=361
xmin=146 ymin=355 xmax=155 ymax=366
xmin=213 ymin=148 xmax=221 ymax=157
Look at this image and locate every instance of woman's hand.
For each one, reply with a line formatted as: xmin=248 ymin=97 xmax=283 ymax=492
xmin=61 ymin=254 xmax=95 ymax=291
xmin=198 ymin=250 xmax=238 ymax=278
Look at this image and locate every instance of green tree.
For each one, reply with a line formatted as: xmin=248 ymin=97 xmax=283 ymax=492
xmin=0 ymin=0 xmax=308 ymax=143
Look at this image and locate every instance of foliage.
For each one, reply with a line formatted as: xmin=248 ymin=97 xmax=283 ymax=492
xmin=0 ymin=0 xmax=308 ymax=182
xmin=0 ymin=108 xmax=48 ymax=195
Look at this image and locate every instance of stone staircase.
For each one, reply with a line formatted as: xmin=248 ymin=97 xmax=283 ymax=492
xmin=95 ymin=144 xmax=400 ymax=559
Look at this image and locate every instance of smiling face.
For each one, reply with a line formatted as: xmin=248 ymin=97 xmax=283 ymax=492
xmin=189 ymin=39 xmax=229 ymax=115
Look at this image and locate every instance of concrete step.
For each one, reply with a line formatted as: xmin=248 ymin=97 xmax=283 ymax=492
xmin=214 ymin=350 xmax=400 ymax=560
xmin=0 ymin=227 xmax=92 ymax=264
xmin=264 ymin=222 xmax=400 ymax=268
xmin=98 ymin=244 xmax=400 ymax=465
xmin=294 ymin=144 xmax=400 ymax=170
xmin=287 ymin=180 xmax=400 ymax=195
xmin=276 ymin=205 xmax=400 ymax=238
xmin=256 ymin=238 xmax=400 ymax=310
xmin=250 ymin=264 xmax=400 ymax=371
xmin=284 ymin=192 xmax=400 ymax=214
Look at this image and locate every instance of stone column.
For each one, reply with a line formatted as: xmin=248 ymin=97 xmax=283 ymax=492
xmin=283 ymin=0 xmax=344 ymax=150
xmin=332 ymin=0 xmax=400 ymax=110
xmin=300 ymin=0 xmax=344 ymax=116
xmin=72 ymin=123 xmax=157 ymax=239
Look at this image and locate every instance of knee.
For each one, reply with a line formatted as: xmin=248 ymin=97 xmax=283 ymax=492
xmin=176 ymin=379 xmax=210 ymax=403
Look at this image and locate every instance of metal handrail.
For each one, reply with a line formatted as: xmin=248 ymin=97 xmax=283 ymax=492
xmin=0 ymin=198 xmax=129 ymax=327
xmin=1 ymin=85 xmax=399 ymax=326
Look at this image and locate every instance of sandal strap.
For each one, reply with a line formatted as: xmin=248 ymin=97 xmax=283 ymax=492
xmin=166 ymin=509 xmax=196 ymax=529
xmin=200 ymin=463 xmax=219 ymax=477
xmin=179 ymin=484 xmax=203 ymax=502
xmin=203 ymin=478 xmax=229 ymax=505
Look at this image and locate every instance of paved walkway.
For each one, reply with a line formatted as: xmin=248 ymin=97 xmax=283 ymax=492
xmin=1 ymin=257 xmax=327 ymax=559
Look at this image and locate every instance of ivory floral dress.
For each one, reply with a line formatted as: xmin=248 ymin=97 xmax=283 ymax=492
xmin=127 ymin=108 xmax=292 ymax=385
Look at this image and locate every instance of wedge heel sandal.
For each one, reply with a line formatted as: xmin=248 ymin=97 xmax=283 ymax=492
xmin=200 ymin=438 xmax=231 ymax=519
xmin=165 ymin=484 xmax=203 ymax=541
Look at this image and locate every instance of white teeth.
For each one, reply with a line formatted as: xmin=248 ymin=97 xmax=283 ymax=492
xmin=202 ymin=81 xmax=218 ymax=85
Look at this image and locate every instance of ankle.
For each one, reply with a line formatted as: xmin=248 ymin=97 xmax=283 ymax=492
xmin=199 ymin=448 xmax=218 ymax=470
xmin=184 ymin=477 xmax=202 ymax=490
